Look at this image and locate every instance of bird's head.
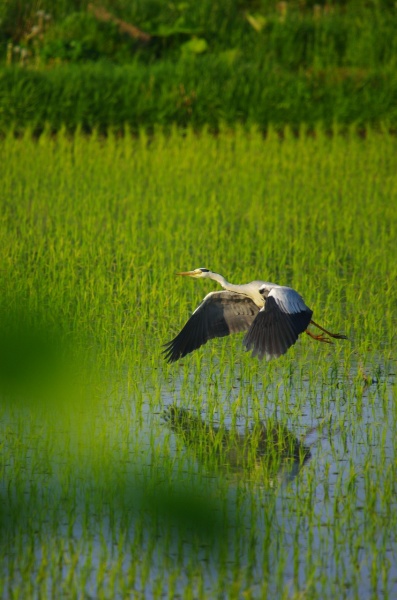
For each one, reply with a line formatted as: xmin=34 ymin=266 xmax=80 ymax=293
xmin=177 ymin=268 xmax=211 ymax=279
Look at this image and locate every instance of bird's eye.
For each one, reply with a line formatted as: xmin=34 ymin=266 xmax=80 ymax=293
xmin=199 ymin=268 xmax=209 ymax=273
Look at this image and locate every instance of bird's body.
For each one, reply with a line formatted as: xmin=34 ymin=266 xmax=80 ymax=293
xmin=164 ymin=268 xmax=346 ymax=363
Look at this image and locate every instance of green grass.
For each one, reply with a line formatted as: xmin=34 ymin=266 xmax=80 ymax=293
xmin=2 ymin=62 xmax=397 ymax=133
xmin=2 ymin=1 xmax=397 ymax=131
xmin=2 ymin=0 xmax=397 ymax=70
xmin=0 ymin=126 xmax=396 ymax=598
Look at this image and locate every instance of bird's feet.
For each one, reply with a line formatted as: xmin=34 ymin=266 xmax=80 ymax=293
xmin=309 ymin=320 xmax=347 ymax=340
xmin=328 ymin=332 xmax=348 ymax=340
xmin=305 ymin=330 xmax=333 ymax=344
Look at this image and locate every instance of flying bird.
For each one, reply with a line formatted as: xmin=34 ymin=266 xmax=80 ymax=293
xmin=163 ymin=268 xmax=347 ymax=363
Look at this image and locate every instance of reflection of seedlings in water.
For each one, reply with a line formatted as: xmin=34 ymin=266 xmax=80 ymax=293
xmin=164 ymin=405 xmax=311 ymax=484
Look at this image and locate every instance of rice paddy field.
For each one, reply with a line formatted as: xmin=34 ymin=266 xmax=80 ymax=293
xmin=0 ymin=126 xmax=396 ymax=599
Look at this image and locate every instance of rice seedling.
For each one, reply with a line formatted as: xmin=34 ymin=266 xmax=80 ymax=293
xmin=0 ymin=125 xmax=396 ymax=598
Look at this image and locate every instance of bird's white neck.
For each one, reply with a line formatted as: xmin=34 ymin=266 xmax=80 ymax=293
xmin=207 ymin=271 xmax=229 ymax=287
xmin=207 ymin=271 xmax=265 ymax=307
xmin=208 ymin=272 xmax=246 ymax=294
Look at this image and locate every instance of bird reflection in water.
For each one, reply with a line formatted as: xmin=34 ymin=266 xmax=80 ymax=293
xmin=164 ymin=405 xmax=311 ymax=486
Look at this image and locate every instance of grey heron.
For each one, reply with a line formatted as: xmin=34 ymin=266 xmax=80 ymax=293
xmin=164 ymin=268 xmax=347 ymax=363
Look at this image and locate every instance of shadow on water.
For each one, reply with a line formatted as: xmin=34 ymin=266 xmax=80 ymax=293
xmin=164 ymin=405 xmax=311 ymax=486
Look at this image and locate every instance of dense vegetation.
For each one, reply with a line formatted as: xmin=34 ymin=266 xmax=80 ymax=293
xmin=1 ymin=1 xmax=397 ymax=130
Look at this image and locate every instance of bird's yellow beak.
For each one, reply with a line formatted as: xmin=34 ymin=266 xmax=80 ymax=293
xmin=177 ymin=270 xmax=197 ymax=277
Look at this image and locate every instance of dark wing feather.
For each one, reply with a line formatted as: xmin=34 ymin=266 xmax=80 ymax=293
xmin=243 ymin=288 xmax=313 ymax=361
xmin=164 ymin=291 xmax=260 ymax=363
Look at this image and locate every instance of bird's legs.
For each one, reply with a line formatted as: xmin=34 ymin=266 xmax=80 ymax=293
xmin=310 ymin=320 xmax=347 ymax=339
xmin=305 ymin=329 xmax=333 ymax=344
xmin=306 ymin=320 xmax=347 ymax=344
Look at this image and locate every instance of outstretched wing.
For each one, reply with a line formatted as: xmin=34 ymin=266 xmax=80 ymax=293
xmin=164 ymin=291 xmax=260 ymax=363
xmin=243 ymin=286 xmax=313 ymax=361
